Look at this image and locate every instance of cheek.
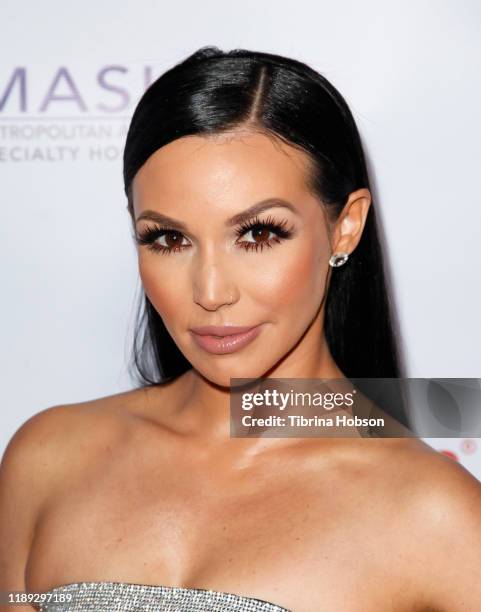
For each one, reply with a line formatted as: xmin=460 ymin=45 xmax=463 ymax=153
xmin=138 ymin=256 xmax=183 ymax=321
xmin=254 ymin=238 xmax=329 ymax=313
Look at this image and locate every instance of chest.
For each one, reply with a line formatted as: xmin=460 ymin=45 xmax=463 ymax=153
xmin=26 ymin=444 xmax=412 ymax=611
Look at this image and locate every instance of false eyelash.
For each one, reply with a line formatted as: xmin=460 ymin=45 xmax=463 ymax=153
xmin=134 ymin=223 xmax=183 ymax=255
xmin=134 ymin=214 xmax=295 ymax=255
xmin=234 ymin=214 xmax=294 ymax=253
xmin=234 ymin=214 xmax=293 ymax=240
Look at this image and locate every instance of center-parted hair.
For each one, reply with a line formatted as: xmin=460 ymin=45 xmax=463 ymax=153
xmin=123 ymin=46 xmax=407 ymax=426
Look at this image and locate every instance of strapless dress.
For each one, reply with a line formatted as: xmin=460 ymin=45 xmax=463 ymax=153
xmin=33 ymin=581 xmax=291 ymax=611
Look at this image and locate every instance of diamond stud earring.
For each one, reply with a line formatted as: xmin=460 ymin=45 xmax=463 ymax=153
xmin=329 ymin=252 xmax=349 ymax=267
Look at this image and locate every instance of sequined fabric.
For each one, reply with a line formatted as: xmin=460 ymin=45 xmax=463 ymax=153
xmin=34 ymin=581 xmax=290 ymax=612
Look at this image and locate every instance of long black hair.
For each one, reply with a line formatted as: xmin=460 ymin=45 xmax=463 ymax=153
xmin=123 ymin=46 xmax=407 ymax=425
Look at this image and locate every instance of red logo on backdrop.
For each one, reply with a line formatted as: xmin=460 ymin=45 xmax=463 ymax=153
xmin=460 ymin=439 xmax=477 ymax=455
xmin=439 ymin=450 xmax=459 ymax=461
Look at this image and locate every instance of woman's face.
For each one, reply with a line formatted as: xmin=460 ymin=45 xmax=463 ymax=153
xmin=131 ymin=130 xmax=341 ymax=386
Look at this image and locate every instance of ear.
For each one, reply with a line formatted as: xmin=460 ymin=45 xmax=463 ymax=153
xmin=330 ymin=188 xmax=371 ymax=255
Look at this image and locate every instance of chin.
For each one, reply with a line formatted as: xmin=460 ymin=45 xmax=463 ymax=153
xmin=193 ymin=358 xmax=271 ymax=388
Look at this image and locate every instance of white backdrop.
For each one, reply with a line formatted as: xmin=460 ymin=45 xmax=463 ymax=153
xmin=1 ymin=0 xmax=480 ymax=477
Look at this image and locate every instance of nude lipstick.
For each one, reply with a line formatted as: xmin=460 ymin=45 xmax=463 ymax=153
xmin=189 ymin=325 xmax=262 ymax=355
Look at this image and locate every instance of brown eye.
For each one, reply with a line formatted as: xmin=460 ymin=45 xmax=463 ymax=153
xmin=135 ymin=225 xmax=190 ymax=254
xmin=235 ymin=215 xmax=295 ymax=253
xmin=244 ymin=225 xmax=274 ymax=244
xmin=162 ymin=231 xmax=183 ymax=249
xmin=250 ymin=226 xmax=272 ymax=244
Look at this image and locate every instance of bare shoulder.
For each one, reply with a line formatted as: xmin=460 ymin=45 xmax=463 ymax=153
xmin=360 ymin=436 xmax=481 ymax=517
xmin=0 ymin=389 xmax=148 ymax=593
xmin=1 ymin=388 xmax=148 ymax=500
xmin=371 ymin=437 xmax=481 ymax=610
xmin=380 ymin=436 xmax=481 ymax=508
xmin=5 ymin=389 xmax=130 ymax=449
xmin=1 ymin=403 xmax=84 ymax=498
xmin=1 ymin=380 xmax=183 ymax=501
xmin=0 ymin=405 xmax=70 ymax=589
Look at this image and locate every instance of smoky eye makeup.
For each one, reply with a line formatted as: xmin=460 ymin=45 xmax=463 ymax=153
xmin=134 ymin=213 xmax=296 ymax=255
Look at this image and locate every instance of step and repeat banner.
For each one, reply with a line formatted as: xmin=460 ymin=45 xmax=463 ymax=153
xmin=1 ymin=1 xmax=480 ymax=480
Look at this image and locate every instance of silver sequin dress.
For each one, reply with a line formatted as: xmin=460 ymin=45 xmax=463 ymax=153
xmin=34 ymin=581 xmax=291 ymax=611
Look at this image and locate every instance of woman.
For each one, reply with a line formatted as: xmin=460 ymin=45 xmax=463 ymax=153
xmin=1 ymin=46 xmax=481 ymax=612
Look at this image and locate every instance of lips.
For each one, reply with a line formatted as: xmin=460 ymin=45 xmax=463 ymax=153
xmin=190 ymin=325 xmax=262 ymax=355
xmin=190 ymin=325 xmax=258 ymax=336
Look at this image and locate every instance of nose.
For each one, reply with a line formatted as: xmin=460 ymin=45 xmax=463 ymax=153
xmin=192 ymin=250 xmax=239 ymax=311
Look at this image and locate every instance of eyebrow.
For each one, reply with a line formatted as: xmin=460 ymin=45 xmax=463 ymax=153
xmin=134 ymin=198 xmax=300 ymax=230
